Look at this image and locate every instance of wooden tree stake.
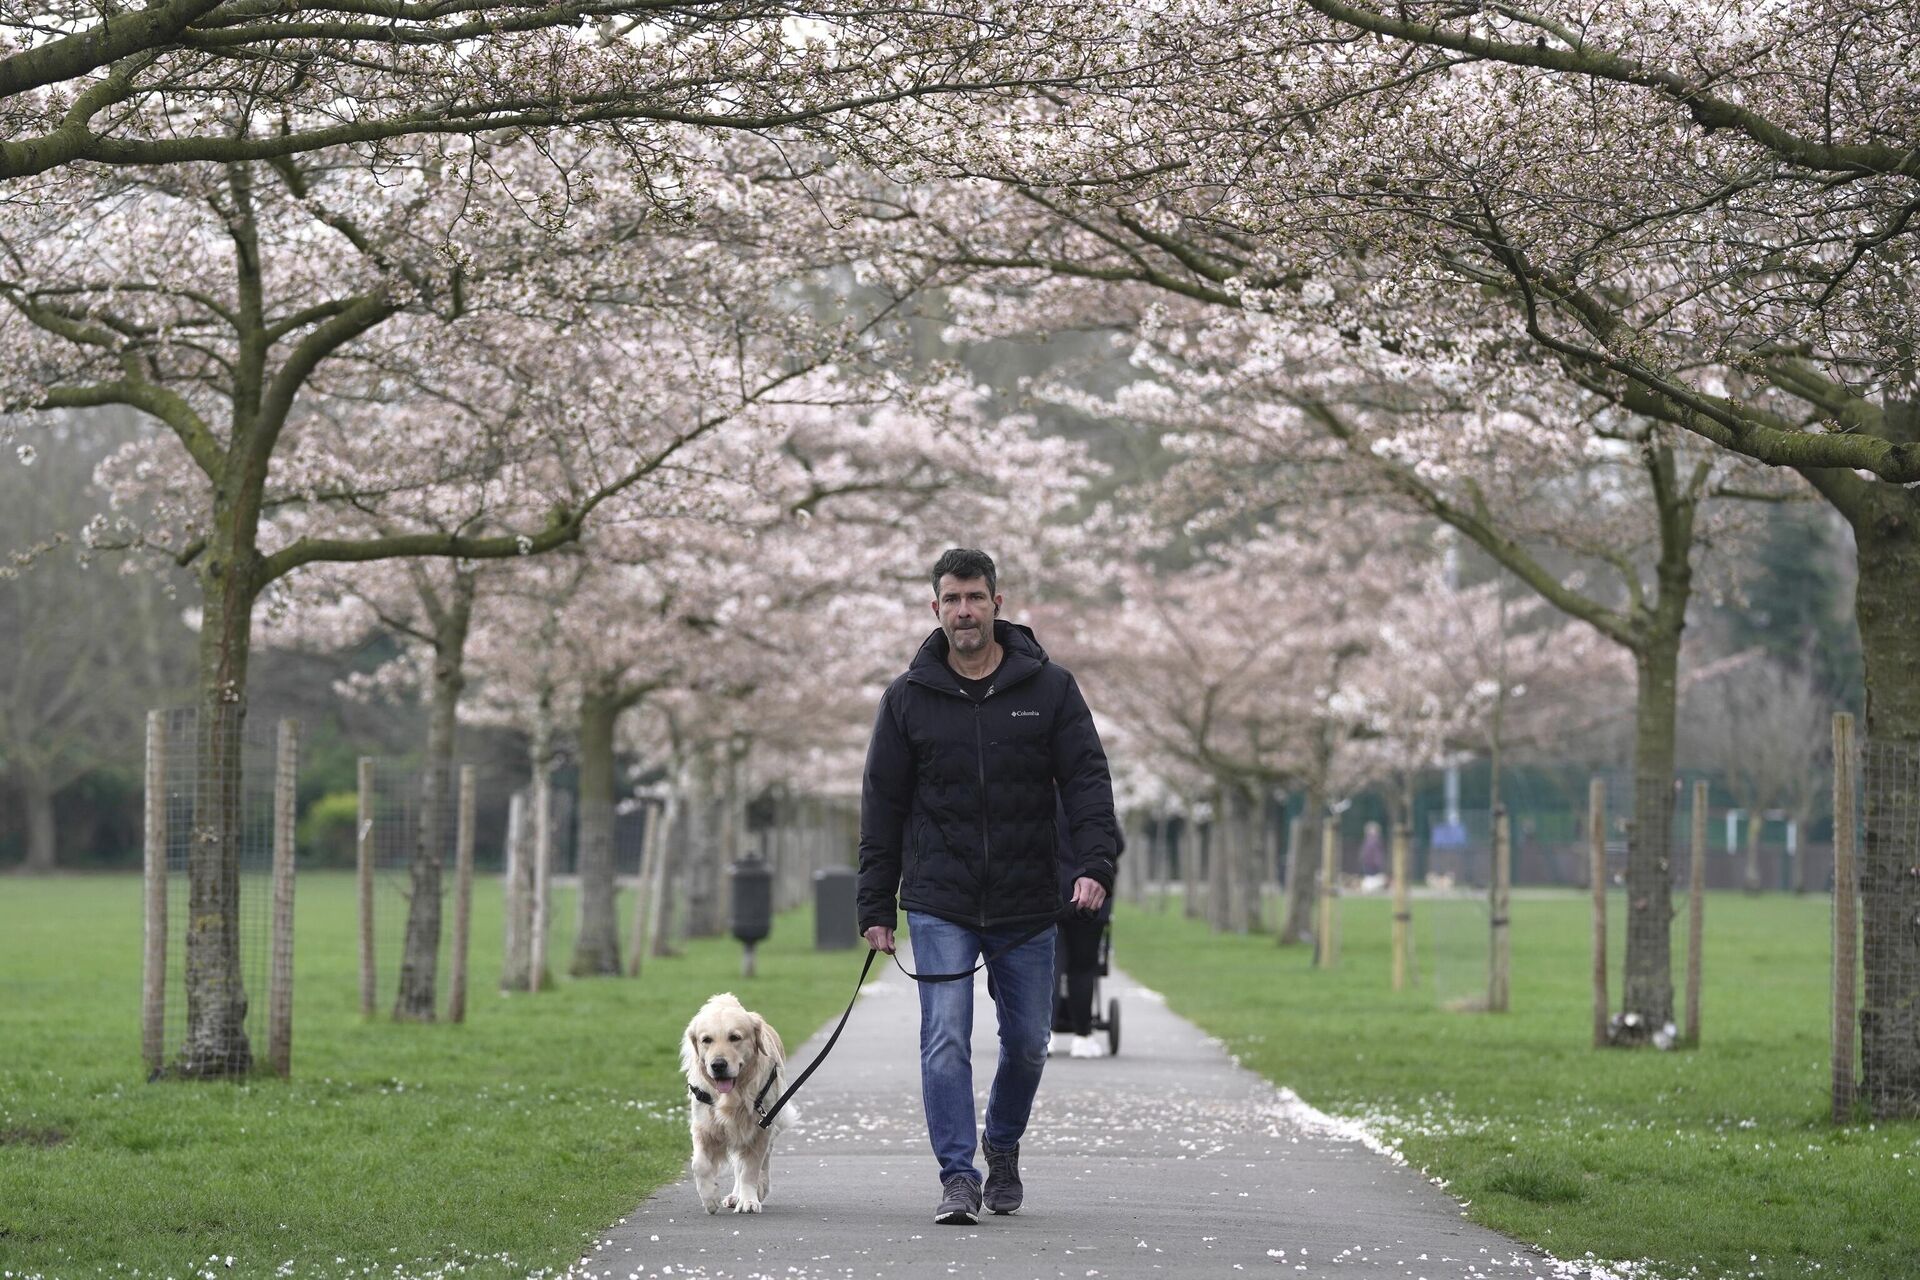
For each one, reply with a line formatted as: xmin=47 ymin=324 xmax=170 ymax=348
xmin=1391 ymin=820 xmax=1412 ymax=991
xmin=1686 ymin=780 xmax=1707 ymax=1047
xmin=629 ymin=801 xmax=664 ymax=977
xmin=531 ymin=766 xmax=553 ymax=994
xmin=267 ymin=718 xmax=300 ymax=1076
xmin=1317 ymin=818 xmax=1339 ymax=968
xmin=1489 ymin=806 xmax=1511 ymax=1013
xmin=142 ymin=710 xmax=169 ymax=1076
xmin=357 ymin=757 xmax=376 ymax=1020
xmin=448 ymin=765 xmax=476 ymax=1023
xmin=1590 ymin=776 xmax=1608 ymax=1049
xmin=1831 ymin=712 xmax=1858 ymax=1123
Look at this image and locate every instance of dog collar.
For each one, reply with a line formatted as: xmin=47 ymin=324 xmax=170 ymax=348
xmin=689 ymin=1074 xmax=778 ymax=1112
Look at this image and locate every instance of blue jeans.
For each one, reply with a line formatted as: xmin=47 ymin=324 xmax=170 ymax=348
xmin=905 ymin=912 xmax=1055 ymax=1185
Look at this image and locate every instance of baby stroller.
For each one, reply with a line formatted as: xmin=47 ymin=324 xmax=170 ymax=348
xmin=1052 ymin=916 xmax=1121 ymax=1056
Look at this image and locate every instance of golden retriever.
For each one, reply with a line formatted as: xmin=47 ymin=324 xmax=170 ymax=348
xmin=680 ymin=992 xmax=790 ymax=1214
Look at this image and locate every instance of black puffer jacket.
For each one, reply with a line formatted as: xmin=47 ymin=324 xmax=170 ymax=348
xmin=858 ymin=619 xmax=1121 ymax=932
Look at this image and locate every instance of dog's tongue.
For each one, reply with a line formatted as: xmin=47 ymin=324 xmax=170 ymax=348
xmin=714 ymin=1078 xmax=735 ymax=1094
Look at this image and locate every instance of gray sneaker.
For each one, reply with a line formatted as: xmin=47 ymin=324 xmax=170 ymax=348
xmin=982 ymin=1140 xmax=1023 ymax=1214
xmin=934 ymin=1174 xmax=982 ymax=1225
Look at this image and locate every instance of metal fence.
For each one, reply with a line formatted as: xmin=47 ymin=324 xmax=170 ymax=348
xmin=1835 ymin=723 xmax=1920 ymax=1121
xmin=142 ymin=708 xmax=297 ymax=1079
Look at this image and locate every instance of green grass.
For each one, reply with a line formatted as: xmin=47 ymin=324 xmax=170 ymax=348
xmin=0 ymin=874 xmax=863 ymax=1280
xmin=1116 ymin=892 xmax=1920 ymax=1280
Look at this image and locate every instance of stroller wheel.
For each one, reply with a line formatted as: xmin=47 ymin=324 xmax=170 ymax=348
xmin=1106 ymin=998 xmax=1121 ymax=1056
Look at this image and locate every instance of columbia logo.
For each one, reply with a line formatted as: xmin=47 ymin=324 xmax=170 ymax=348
xmin=1010 ymin=710 xmax=1039 ymax=717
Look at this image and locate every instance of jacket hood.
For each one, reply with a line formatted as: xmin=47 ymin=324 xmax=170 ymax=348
xmin=909 ymin=618 xmax=1049 ymax=683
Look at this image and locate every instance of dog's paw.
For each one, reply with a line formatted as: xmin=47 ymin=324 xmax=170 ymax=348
xmin=730 ymin=1193 xmax=762 ymax=1214
xmin=720 ymin=1193 xmax=738 ymax=1210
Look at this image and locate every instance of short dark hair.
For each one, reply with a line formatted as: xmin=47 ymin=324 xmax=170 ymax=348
xmin=930 ymin=548 xmax=997 ymax=599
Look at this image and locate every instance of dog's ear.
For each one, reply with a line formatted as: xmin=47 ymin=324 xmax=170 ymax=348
xmin=681 ymin=1024 xmax=700 ymax=1076
xmin=750 ymin=1012 xmax=785 ymax=1064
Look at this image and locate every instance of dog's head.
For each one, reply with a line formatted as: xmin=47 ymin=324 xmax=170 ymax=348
xmin=682 ymin=992 xmax=775 ymax=1098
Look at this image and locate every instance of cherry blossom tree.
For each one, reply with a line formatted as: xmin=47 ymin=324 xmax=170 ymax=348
xmin=449 ymin=381 xmax=1104 ymax=977
xmin=0 ymin=3 xmax=1170 ymax=182
xmin=1067 ymin=0 xmax=1918 ymax=1105
xmin=889 ymin=191 xmax=1776 ymax=1023
xmin=1050 ymin=514 xmax=1613 ymax=940
xmin=0 ymin=126 xmax=937 ymax=1069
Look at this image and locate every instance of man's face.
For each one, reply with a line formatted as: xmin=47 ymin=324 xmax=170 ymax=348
xmin=933 ymin=574 xmax=1001 ymax=656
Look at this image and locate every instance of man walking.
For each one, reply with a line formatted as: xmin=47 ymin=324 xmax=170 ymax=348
xmin=859 ymin=548 xmax=1122 ymax=1225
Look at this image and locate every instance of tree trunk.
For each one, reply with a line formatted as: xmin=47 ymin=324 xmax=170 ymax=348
xmin=1742 ymin=805 xmax=1764 ymax=895
xmin=1119 ymin=811 xmax=1142 ymax=906
xmin=1182 ymin=798 xmax=1204 ymax=920
xmin=1793 ymin=803 xmax=1813 ymax=895
xmin=1280 ymin=812 xmax=1319 ymax=945
xmin=394 ymin=573 xmax=473 ymax=1021
xmin=648 ymin=792 xmax=680 ymax=958
xmin=1243 ymin=793 xmax=1261 ymax=927
xmin=501 ymin=788 xmax=533 ymax=992
xmin=1224 ymin=784 xmax=1257 ymax=933
xmin=180 ymin=521 xmax=259 ymax=1077
xmin=21 ymin=760 xmax=57 ymax=872
xmin=1149 ymin=814 xmax=1170 ymax=911
xmin=570 ymin=686 xmax=623 ymax=976
xmin=683 ymin=750 xmax=722 ymax=938
xmin=1208 ymin=785 xmax=1233 ymax=931
xmin=1616 ymin=441 xmax=1697 ymax=1041
xmin=1621 ymin=628 xmax=1681 ymax=1035
xmin=1280 ymin=784 xmax=1322 ymax=945
xmin=1850 ymin=491 xmax=1920 ymax=1118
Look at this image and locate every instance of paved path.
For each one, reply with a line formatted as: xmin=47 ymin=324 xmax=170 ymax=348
xmin=582 ymin=943 xmax=1602 ymax=1280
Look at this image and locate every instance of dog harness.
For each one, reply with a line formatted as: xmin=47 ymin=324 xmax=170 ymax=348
xmin=688 ymin=1072 xmax=781 ymax=1119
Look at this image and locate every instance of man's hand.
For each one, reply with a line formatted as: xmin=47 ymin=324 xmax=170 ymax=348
xmin=863 ymin=925 xmax=896 ymax=954
xmin=1070 ymin=876 xmax=1107 ymax=914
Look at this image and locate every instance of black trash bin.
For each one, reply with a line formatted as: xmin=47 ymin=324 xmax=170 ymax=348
xmin=813 ymin=866 xmax=857 ymax=950
xmin=729 ymin=859 xmax=773 ymax=945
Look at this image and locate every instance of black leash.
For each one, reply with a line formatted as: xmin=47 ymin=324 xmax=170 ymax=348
xmin=756 ymin=907 xmax=1071 ymax=1129
xmin=888 ymin=907 xmax=1070 ymax=985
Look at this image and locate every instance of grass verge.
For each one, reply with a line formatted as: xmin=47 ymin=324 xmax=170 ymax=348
xmin=1114 ymin=892 xmax=1920 ymax=1280
xmin=0 ymin=873 xmax=861 ymax=1280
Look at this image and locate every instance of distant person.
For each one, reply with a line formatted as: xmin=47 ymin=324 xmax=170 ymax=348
xmin=1359 ymin=820 xmax=1386 ymax=880
xmin=858 ymin=548 xmax=1122 ymax=1226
